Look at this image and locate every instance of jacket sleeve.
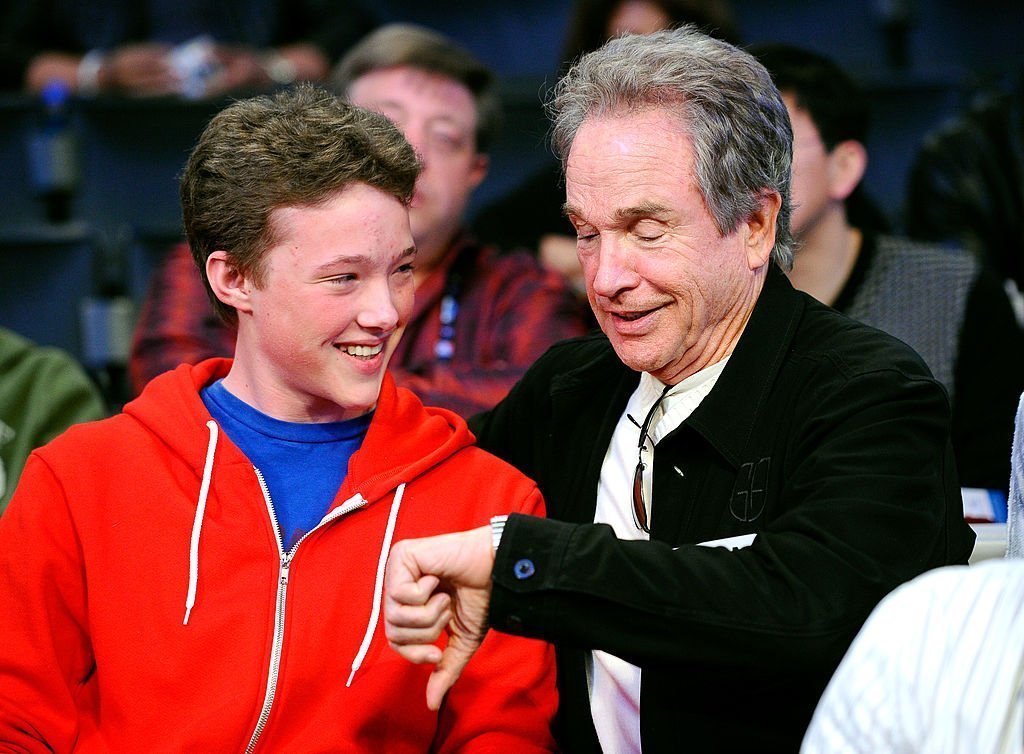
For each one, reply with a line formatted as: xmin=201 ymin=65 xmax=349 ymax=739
xmin=485 ymin=361 xmax=971 ymax=676
xmin=128 ymin=242 xmax=236 ymax=396
xmin=432 ymin=485 xmax=557 ymax=754
xmin=390 ymin=260 xmax=588 ymax=419
xmin=0 ymin=454 xmax=94 ymax=752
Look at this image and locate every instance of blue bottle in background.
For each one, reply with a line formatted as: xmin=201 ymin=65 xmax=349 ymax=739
xmin=27 ymin=80 xmax=80 ymax=223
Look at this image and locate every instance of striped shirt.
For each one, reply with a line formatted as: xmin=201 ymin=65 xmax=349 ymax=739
xmin=801 ymin=560 xmax=1024 ymax=754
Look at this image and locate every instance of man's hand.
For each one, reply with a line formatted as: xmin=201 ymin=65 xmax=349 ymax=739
xmin=385 ymin=525 xmax=495 ymax=710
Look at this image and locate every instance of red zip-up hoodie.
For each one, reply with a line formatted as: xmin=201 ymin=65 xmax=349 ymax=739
xmin=0 ymin=359 xmax=556 ymax=753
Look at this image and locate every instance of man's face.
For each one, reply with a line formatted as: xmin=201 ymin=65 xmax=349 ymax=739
xmin=349 ymin=66 xmax=487 ymax=268
xmin=235 ymin=183 xmax=415 ymax=422
xmin=785 ymin=92 xmax=838 ymax=238
xmin=565 ymin=109 xmax=772 ymax=384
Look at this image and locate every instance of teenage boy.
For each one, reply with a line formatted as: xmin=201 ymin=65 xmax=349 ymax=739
xmin=0 ymin=85 xmax=556 ymax=753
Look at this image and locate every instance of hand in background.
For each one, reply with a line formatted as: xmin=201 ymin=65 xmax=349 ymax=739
xmin=98 ymin=43 xmax=178 ymax=96
xmin=25 ymin=43 xmax=176 ymax=96
xmin=206 ymin=43 xmax=329 ymax=97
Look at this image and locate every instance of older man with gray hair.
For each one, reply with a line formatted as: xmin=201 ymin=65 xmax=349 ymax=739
xmin=384 ymin=26 xmax=974 ymax=753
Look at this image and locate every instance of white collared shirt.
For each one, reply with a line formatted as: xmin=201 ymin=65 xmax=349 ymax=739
xmin=589 ymin=358 xmax=729 ymax=753
xmin=802 ymin=560 xmax=1024 ymax=754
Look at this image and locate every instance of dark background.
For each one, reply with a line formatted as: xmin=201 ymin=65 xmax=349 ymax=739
xmin=1 ymin=0 xmax=1021 ymax=364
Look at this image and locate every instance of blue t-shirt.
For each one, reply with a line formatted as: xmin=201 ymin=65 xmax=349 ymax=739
xmin=201 ymin=380 xmax=371 ymax=550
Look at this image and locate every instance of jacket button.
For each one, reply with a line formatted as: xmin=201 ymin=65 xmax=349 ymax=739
xmin=513 ymin=558 xmax=535 ymax=580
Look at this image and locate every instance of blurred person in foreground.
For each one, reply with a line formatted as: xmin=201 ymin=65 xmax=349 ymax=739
xmin=0 ymin=85 xmax=556 ymax=752
xmin=130 ymin=23 xmax=586 ymax=417
xmin=383 ymin=27 xmax=974 ymax=754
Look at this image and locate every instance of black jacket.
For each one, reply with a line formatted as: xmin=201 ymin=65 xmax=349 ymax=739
xmin=472 ymin=266 xmax=975 ymax=753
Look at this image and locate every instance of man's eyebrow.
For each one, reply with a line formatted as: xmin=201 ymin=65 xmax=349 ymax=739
xmin=613 ymin=202 xmax=674 ymax=222
xmin=562 ymin=201 xmax=673 ymax=222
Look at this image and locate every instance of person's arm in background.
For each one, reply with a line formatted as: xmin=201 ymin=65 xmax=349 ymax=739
xmin=0 ymin=0 xmax=179 ymax=95
xmin=0 ymin=328 xmax=107 ymax=512
xmin=205 ymin=0 xmax=379 ymax=96
xmin=128 ymin=242 xmax=235 ymax=396
xmin=1 ymin=0 xmax=378 ymax=96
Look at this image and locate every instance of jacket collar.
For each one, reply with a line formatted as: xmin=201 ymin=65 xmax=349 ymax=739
xmin=685 ymin=264 xmax=804 ymax=466
xmin=551 ymin=264 xmax=805 ymax=470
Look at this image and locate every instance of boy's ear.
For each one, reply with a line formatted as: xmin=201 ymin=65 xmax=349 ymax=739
xmin=206 ymin=251 xmax=254 ymax=315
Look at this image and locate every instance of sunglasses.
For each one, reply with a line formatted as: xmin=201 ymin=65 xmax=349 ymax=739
xmin=626 ymin=384 xmax=673 ymax=533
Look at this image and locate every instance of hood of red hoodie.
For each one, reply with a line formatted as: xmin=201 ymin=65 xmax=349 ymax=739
xmin=124 ymin=358 xmax=475 ymax=507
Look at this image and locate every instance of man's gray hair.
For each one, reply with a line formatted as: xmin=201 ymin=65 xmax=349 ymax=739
xmin=548 ymin=25 xmax=794 ymax=270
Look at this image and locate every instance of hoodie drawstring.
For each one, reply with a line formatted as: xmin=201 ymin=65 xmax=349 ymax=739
xmin=347 ymin=482 xmax=406 ymax=687
xmin=184 ymin=420 xmax=219 ymax=625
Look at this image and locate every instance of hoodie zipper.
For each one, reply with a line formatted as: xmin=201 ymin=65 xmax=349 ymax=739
xmin=243 ymin=467 xmax=368 ymax=754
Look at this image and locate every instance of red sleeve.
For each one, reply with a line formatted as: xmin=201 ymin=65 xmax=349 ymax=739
xmin=128 ymin=242 xmax=235 ymax=396
xmin=0 ymin=454 xmax=94 ymax=751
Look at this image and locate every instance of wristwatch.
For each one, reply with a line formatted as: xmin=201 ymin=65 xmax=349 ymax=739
xmin=489 ymin=514 xmax=508 ymax=552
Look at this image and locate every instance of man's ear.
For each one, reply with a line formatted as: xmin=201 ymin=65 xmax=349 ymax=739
xmin=467 ymin=153 xmax=489 ymax=192
xmin=206 ymin=251 xmax=255 ymax=315
xmin=744 ymin=190 xmax=782 ymax=270
xmin=827 ymin=139 xmax=867 ymax=202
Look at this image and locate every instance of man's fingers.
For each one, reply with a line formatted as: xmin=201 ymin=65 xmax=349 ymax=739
xmin=424 ymin=641 xmax=476 ymax=711
xmin=389 ymin=641 xmax=444 ymax=666
xmin=386 ymin=593 xmax=451 ymax=652
xmin=387 ymin=567 xmax=441 ymax=607
xmin=386 ymin=586 xmax=450 ymax=668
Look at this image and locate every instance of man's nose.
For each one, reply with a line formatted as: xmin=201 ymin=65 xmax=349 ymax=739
xmin=589 ymin=236 xmax=639 ymax=300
